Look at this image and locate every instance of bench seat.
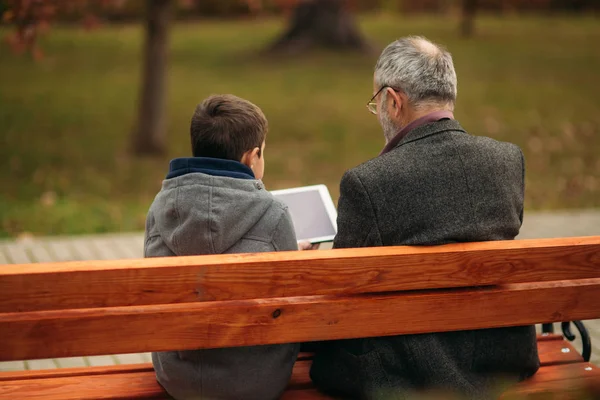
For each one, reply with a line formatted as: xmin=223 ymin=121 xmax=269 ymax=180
xmin=1 ymin=336 xmax=598 ymax=400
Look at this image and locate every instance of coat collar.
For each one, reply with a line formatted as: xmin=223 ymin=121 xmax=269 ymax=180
xmin=392 ymin=119 xmax=467 ymax=151
xmin=166 ymin=157 xmax=255 ymax=180
xmin=380 ymin=111 xmax=454 ymax=155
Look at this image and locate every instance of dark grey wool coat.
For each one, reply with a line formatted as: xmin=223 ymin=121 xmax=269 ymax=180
xmin=309 ymin=119 xmax=540 ymax=400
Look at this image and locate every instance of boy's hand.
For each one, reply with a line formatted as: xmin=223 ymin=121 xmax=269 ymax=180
xmin=298 ymin=241 xmax=320 ymax=251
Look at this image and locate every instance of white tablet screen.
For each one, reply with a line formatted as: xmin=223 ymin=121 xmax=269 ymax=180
xmin=271 ymin=185 xmax=337 ymax=243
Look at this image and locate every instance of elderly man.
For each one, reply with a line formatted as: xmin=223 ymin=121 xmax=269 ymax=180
xmin=309 ymin=36 xmax=540 ymax=399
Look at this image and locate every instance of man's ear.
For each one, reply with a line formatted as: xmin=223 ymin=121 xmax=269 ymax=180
xmin=240 ymin=147 xmax=260 ymax=169
xmin=387 ymin=88 xmax=403 ymax=118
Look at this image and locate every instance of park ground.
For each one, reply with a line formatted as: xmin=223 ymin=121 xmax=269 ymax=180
xmin=1 ymin=14 xmax=599 ymax=237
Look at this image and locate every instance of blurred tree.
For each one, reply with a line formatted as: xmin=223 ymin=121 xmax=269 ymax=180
xmin=3 ymin=0 xmax=172 ymax=156
xmin=3 ymin=0 xmax=104 ymax=60
xmin=3 ymin=0 xmax=372 ymax=154
xmin=461 ymin=0 xmax=477 ymax=37
xmin=130 ymin=0 xmax=172 ymax=155
xmin=268 ymin=0 xmax=370 ymax=53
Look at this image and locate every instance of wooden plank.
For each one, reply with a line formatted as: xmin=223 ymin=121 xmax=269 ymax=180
xmin=0 ymin=361 xmax=311 ymax=385
xmin=0 ymin=371 xmax=168 ymax=400
xmin=0 ymin=361 xmax=596 ymax=400
xmin=501 ymin=363 xmax=600 ymax=399
xmin=289 ymin=360 xmax=312 ymax=389
xmin=0 ymin=336 xmax=579 ymax=382
xmin=0 ymin=364 xmax=153 ymax=382
xmin=289 ymin=363 xmax=600 ymax=400
xmin=0 ymin=362 xmax=315 ymax=400
xmin=1 ymin=237 xmax=599 ymax=312
xmin=297 ymin=352 xmax=314 ymax=361
xmin=537 ymin=339 xmax=583 ymax=366
xmin=285 ymin=363 xmax=600 ymax=400
xmin=1 ymin=279 xmax=599 ymax=361
xmin=537 ymin=333 xmax=565 ymax=342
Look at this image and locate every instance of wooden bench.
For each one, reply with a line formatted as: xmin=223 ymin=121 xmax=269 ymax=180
xmin=1 ymin=236 xmax=599 ymax=399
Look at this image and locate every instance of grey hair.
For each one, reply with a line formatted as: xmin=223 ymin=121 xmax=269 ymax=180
xmin=374 ymin=36 xmax=457 ymax=110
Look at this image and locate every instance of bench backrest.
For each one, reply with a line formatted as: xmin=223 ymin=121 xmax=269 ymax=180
xmin=1 ymin=236 xmax=599 ymax=362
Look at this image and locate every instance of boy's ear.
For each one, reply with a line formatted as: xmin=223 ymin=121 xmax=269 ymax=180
xmin=241 ymin=147 xmax=260 ymax=169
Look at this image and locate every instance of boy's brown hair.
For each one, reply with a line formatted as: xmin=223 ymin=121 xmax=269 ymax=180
xmin=190 ymin=94 xmax=267 ymax=161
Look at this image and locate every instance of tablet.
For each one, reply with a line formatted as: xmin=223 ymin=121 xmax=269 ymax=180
xmin=271 ymin=184 xmax=338 ymax=244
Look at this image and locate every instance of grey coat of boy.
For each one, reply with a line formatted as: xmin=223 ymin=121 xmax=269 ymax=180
xmin=145 ymin=172 xmax=300 ymax=400
xmin=310 ymin=119 xmax=540 ymax=399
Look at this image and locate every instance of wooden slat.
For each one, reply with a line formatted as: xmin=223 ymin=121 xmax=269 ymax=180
xmin=537 ymin=333 xmax=565 ymax=342
xmin=0 ymin=361 xmax=314 ymax=399
xmin=0 ymin=336 xmax=582 ymax=382
xmin=0 ymin=371 xmax=167 ymax=400
xmin=0 ymin=364 xmax=153 ymax=382
xmin=501 ymin=362 xmax=600 ymax=399
xmin=1 ymin=237 xmax=599 ymax=313
xmin=1 ymin=279 xmax=599 ymax=361
xmin=0 ymin=370 xmax=317 ymax=400
xmin=289 ymin=360 xmax=312 ymax=389
xmin=537 ymin=339 xmax=583 ymax=366
xmin=285 ymin=363 xmax=600 ymax=400
xmin=0 ymin=361 xmax=309 ymax=386
xmin=1 ymin=362 xmax=597 ymax=400
xmin=298 ymin=352 xmax=314 ymax=361
xmin=293 ymin=363 xmax=600 ymax=400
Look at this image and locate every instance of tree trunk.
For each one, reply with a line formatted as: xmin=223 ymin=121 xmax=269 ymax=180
xmin=268 ymin=0 xmax=370 ymax=54
xmin=460 ymin=0 xmax=477 ymax=38
xmin=130 ymin=0 xmax=172 ymax=156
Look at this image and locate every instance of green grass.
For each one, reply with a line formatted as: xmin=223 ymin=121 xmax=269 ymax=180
xmin=1 ymin=14 xmax=599 ymax=237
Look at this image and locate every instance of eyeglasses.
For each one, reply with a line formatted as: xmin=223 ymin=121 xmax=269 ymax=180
xmin=367 ymin=86 xmax=399 ymax=115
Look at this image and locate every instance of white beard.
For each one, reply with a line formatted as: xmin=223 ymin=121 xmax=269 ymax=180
xmin=378 ymin=106 xmax=401 ymax=144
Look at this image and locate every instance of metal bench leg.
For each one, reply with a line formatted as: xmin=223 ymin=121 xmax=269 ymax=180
xmin=561 ymin=321 xmax=592 ymax=362
xmin=541 ymin=323 xmax=554 ymax=333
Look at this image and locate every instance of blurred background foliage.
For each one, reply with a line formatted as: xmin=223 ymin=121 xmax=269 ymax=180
xmin=2 ymin=0 xmax=599 ymax=20
xmin=0 ymin=0 xmax=599 ymax=238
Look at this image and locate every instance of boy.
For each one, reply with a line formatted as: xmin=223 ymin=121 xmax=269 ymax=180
xmin=145 ymin=94 xmax=300 ymax=400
